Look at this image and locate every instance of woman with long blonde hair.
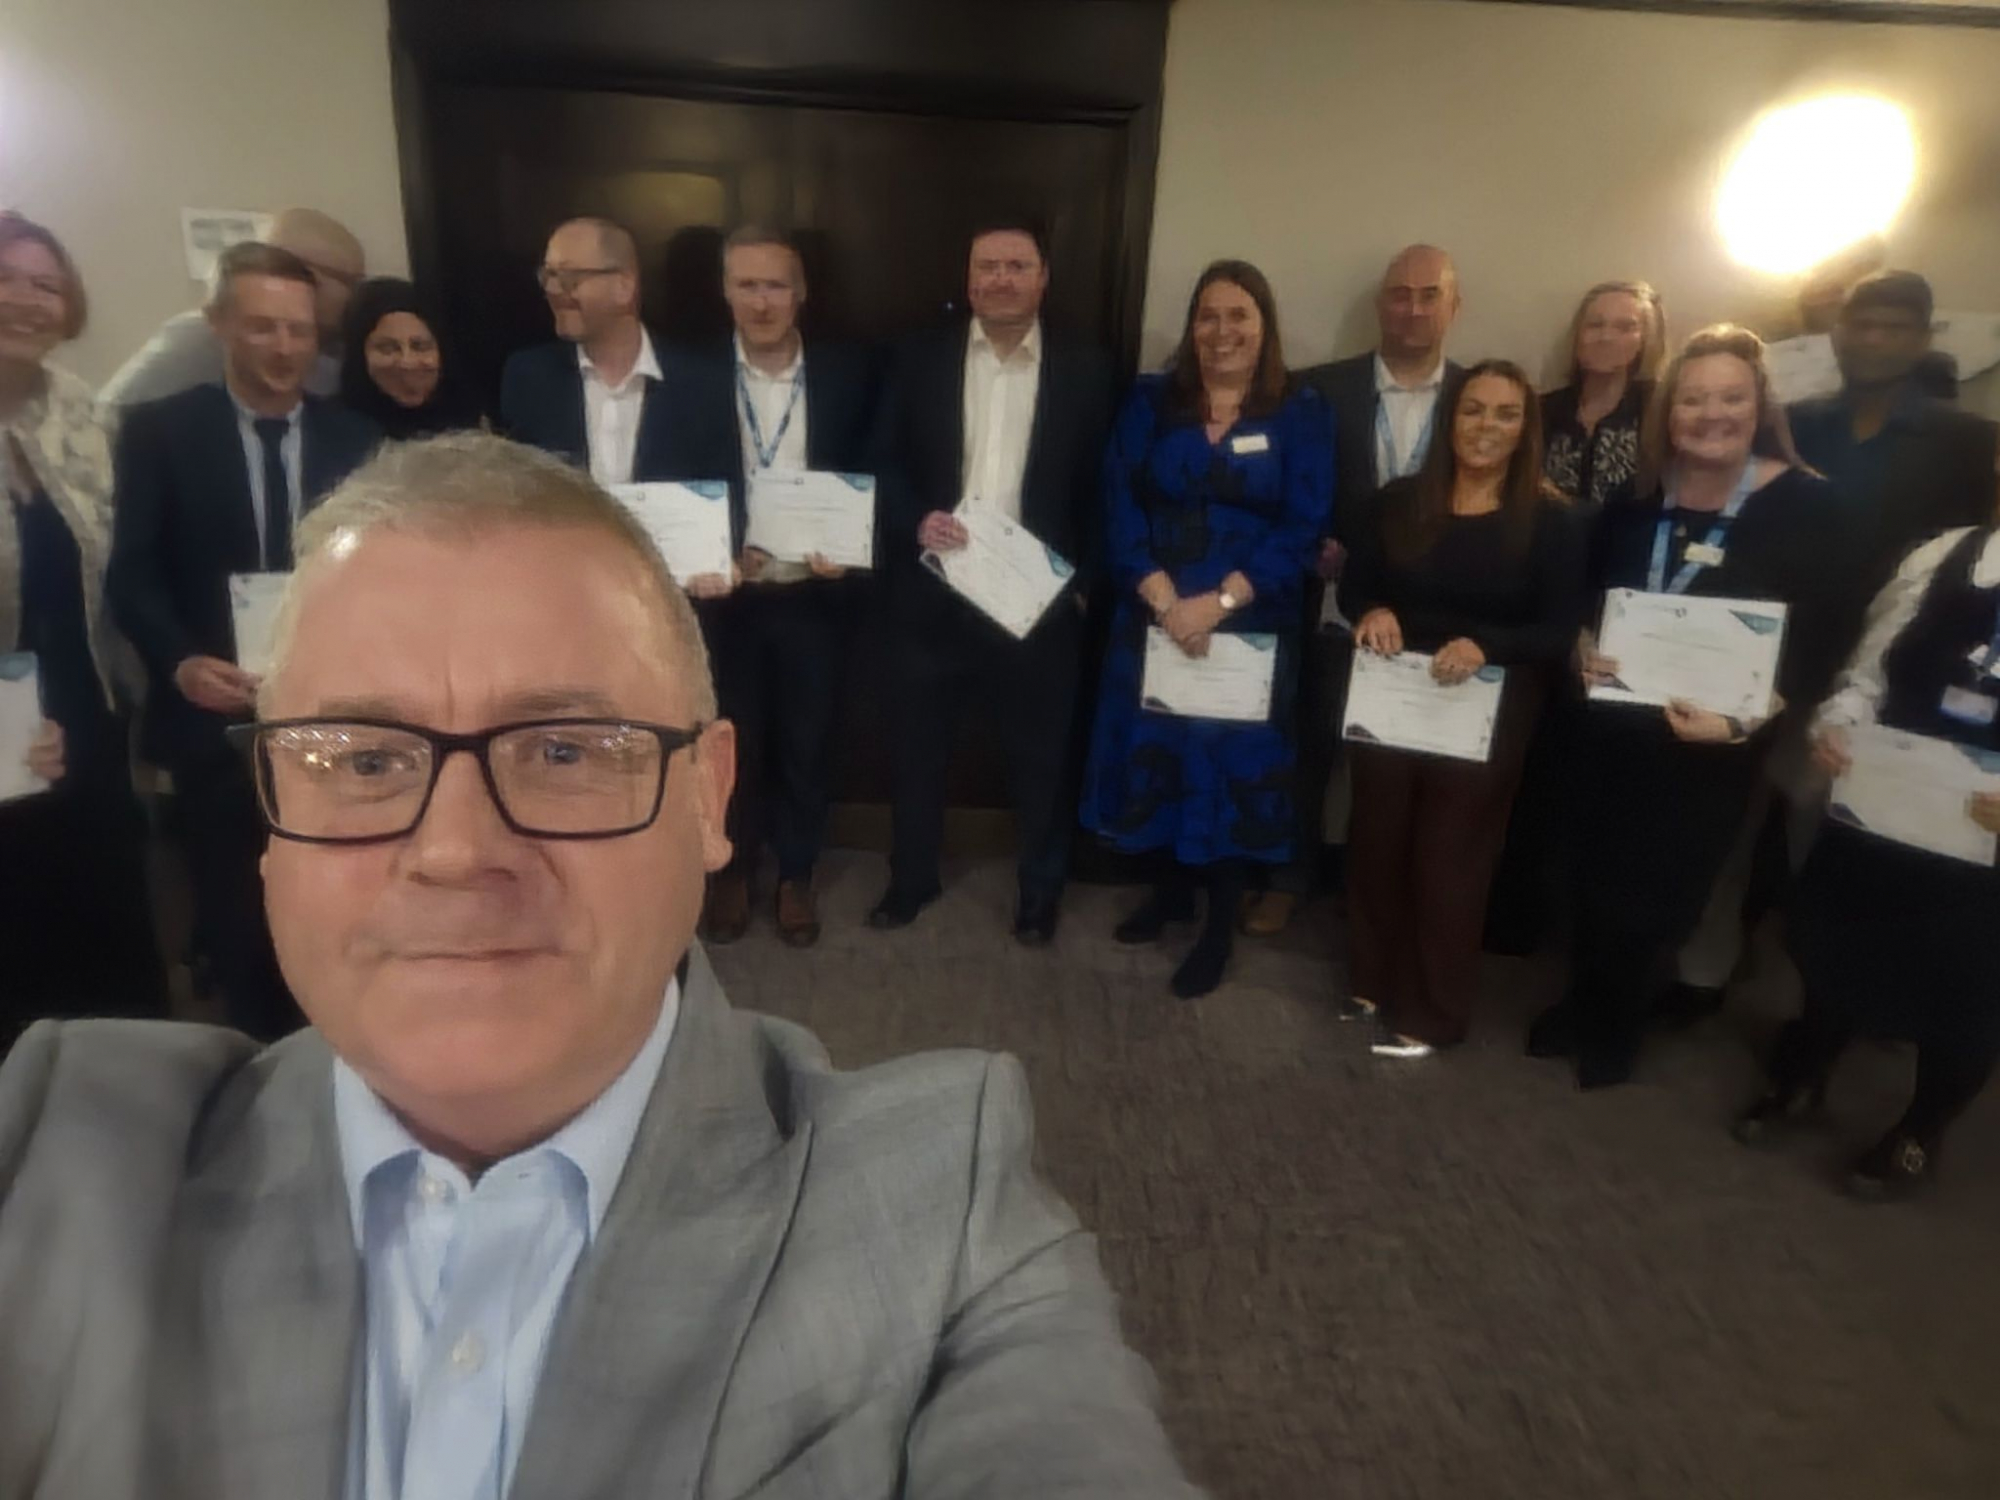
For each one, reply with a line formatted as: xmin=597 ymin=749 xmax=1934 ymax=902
xmin=1540 ymin=280 xmax=1667 ymax=508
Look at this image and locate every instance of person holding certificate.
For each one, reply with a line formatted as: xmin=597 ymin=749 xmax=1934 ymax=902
xmin=1528 ymin=325 xmax=1860 ymax=1090
xmin=1338 ymin=360 xmax=1584 ymax=1056
xmin=1079 ymin=260 xmax=1332 ymax=998
xmin=698 ymin=227 xmax=879 ymax=948
xmin=0 ymin=212 xmax=166 ymax=1046
xmin=1734 ymin=523 xmax=2000 ymax=1197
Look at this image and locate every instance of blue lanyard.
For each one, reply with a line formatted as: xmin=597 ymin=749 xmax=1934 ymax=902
xmin=1375 ymin=393 xmax=1437 ymax=483
xmin=737 ymin=358 xmax=805 ymax=470
xmin=1648 ymin=463 xmax=1756 ymax=594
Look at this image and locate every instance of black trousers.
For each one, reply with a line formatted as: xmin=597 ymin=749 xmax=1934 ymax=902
xmin=0 ymin=736 xmax=166 ymax=1051
xmin=710 ymin=581 xmax=853 ymax=883
xmin=1270 ymin=580 xmax=1348 ymax=897
xmin=888 ymin=594 xmax=1084 ymax=906
xmin=171 ymin=754 xmax=296 ymax=1041
xmin=1566 ymin=719 xmax=1766 ymax=1049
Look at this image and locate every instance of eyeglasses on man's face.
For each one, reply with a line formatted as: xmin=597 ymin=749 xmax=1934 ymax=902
xmin=228 ymin=717 xmax=706 ymax=845
xmin=536 ymin=265 xmax=621 ymax=296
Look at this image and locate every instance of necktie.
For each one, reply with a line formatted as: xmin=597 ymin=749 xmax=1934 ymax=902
xmin=254 ymin=417 xmax=292 ymax=571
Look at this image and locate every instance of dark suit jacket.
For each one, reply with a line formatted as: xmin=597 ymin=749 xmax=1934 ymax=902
xmin=875 ymin=321 xmax=1114 ymax=622
xmin=1788 ymin=390 xmax=1999 ymax=588
xmin=499 ymin=333 xmax=731 ymax=514
xmin=677 ymin=339 xmax=883 ymax=549
xmin=106 ymin=383 xmax=378 ymax=769
xmin=1298 ymin=351 xmax=1464 ymax=546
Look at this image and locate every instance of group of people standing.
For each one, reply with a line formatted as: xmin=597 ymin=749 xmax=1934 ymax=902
xmin=2 ymin=199 xmax=1996 ymax=1197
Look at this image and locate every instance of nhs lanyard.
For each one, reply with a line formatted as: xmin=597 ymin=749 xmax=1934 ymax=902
xmin=1375 ymin=392 xmax=1436 ymax=483
xmin=737 ymin=359 xmax=804 ymax=470
xmin=1649 ymin=464 xmax=1756 ymax=595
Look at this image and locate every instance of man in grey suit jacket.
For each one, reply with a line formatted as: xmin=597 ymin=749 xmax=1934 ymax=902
xmin=0 ymin=432 xmax=1201 ymax=1500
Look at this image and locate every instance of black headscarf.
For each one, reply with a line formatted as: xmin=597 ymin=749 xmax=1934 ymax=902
xmin=337 ymin=278 xmax=477 ymax=439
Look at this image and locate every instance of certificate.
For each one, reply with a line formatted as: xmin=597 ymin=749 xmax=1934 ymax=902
xmin=609 ymin=481 xmax=734 ymax=584
xmin=229 ymin=571 xmax=291 ymax=679
xmin=1342 ymin=651 xmax=1505 ymax=764
xmin=922 ymin=507 xmax=1073 ymax=640
xmin=745 ymin=470 xmax=875 ymax=570
xmin=1140 ymin=628 xmax=1276 ymax=724
xmin=0 ymin=652 xmax=49 ymax=805
xmin=1589 ymin=589 xmax=1787 ymax=720
xmin=1829 ymin=724 xmax=2000 ymax=867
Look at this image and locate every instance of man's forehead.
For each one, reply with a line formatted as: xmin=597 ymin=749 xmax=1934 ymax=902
xmin=971 ymin=233 xmax=1040 ymax=262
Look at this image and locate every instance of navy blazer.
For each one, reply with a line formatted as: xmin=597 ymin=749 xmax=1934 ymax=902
xmin=498 ymin=334 xmax=730 ymax=507
xmin=1298 ymin=351 xmax=1464 ymax=546
xmin=107 ymin=382 xmax=378 ymax=769
xmin=875 ymin=321 xmax=1114 ymax=620
xmin=679 ymin=339 xmax=884 ymax=549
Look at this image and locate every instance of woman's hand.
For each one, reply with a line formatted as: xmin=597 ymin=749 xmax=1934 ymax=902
xmin=740 ymin=547 xmax=769 ymax=583
xmin=1163 ymin=593 xmax=1228 ymax=653
xmin=1576 ymin=628 xmax=1619 ymax=690
xmin=26 ymin=720 xmax=64 ymax=784
xmin=1812 ymin=726 xmax=1853 ymax=779
xmin=806 ymin=553 xmax=847 ymax=580
xmin=684 ymin=567 xmax=737 ymax=599
xmin=1664 ymin=700 xmax=1738 ymax=744
xmin=1432 ymin=638 xmax=1486 ymax=686
xmin=1355 ymin=608 xmax=1403 ymax=657
xmin=1969 ymin=792 xmax=2000 ymax=836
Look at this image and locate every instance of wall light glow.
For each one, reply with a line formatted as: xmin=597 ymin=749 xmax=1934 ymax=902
xmin=1717 ymin=95 xmax=1916 ymax=276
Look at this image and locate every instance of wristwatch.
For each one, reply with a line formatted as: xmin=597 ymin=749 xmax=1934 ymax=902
xmin=1218 ymin=588 xmax=1242 ymax=614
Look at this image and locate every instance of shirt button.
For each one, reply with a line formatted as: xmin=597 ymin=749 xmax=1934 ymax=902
xmin=418 ymin=1174 xmax=453 ymax=1205
xmin=449 ymin=1332 xmax=486 ymax=1374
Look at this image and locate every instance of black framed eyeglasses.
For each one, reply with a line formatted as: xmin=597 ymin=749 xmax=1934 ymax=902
xmin=535 ymin=265 xmax=620 ymax=295
xmin=227 ymin=717 xmax=706 ymax=846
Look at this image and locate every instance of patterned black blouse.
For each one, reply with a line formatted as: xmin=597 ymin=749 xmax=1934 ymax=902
xmin=1541 ymin=380 xmax=1651 ymax=511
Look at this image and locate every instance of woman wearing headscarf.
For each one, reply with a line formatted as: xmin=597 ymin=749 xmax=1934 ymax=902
xmin=337 ymin=277 xmax=481 ymax=438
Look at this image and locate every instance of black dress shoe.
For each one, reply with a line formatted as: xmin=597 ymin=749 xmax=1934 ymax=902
xmin=1525 ymin=1003 xmax=1583 ymax=1060
xmin=1845 ymin=1132 xmax=1936 ymax=1200
xmin=1013 ymin=900 xmax=1059 ymax=948
xmin=1730 ymin=1078 xmax=1829 ymax=1146
xmin=1170 ymin=929 xmax=1232 ymax=999
xmin=1114 ymin=885 xmax=1197 ymax=945
xmin=866 ymin=884 xmax=940 ymax=931
xmin=1576 ymin=1035 xmax=1639 ymax=1091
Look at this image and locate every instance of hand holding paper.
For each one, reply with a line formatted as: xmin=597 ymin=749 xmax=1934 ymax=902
xmin=923 ymin=506 xmax=1072 ymax=640
xmin=1342 ymin=649 xmax=1505 ymax=763
xmin=746 ymin=471 xmax=876 ymax=569
xmin=0 ymin=653 xmax=52 ymax=804
xmin=1140 ymin=627 xmax=1276 ymax=722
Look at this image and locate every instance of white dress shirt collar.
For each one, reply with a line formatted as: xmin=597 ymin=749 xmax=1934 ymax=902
xmin=577 ymin=325 xmax=662 ymax=393
xmin=333 ymin=975 xmax=683 ymax=1247
xmin=1373 ymin=350 xmax=1447 ymax=395
xmin=969 ymin=317 xmax=1043 ymax=365
xmin=734 ymin=332 xmax=804 ymax=384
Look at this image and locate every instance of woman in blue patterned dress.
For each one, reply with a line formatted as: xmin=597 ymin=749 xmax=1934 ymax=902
xmin=1080 ymin=260 xmax=1333 ymax=997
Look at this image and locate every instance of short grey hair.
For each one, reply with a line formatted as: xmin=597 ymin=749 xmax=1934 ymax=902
xmin=258 ymin=431 xmax=716 ymax=720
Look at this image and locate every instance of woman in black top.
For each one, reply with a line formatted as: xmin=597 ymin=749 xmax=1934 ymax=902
xmin=337 ymin=277 xmax=481 ymax=440
xmin=1339 ymin=360 xmax=1586 ymax=1055
xmin=1529 ymin=325 xmax=1862 ymax=1089
xmin=1735 ymin=525 xmax=2000 ymax=1197
xmin=1539 ymin=280 xmax=1666 ymax=509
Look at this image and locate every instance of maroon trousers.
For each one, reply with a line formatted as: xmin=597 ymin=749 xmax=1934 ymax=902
xmin=1346 ymin=681 xmax=1543 ymax=1046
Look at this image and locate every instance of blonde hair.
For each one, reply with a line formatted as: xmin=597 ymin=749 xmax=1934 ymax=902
xmin=258 ymin=431 xmax=715 ymax=720
xmin=1565 ymin=280 xmax=1667 ymax=387
xmin=1639 ymin=323 xmax=1805 ymax=493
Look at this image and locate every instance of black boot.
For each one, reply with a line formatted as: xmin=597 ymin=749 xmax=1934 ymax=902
xmin=1845 ymin=1132 xmax=1936 ymax=1200
xmin=1171 ymin=923 xmax=1233 ymax=999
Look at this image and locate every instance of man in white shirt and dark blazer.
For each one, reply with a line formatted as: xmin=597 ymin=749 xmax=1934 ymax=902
xmin=869 ymin=216 xmax=1114 ymax=945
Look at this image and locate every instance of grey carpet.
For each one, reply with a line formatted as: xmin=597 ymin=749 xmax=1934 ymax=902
xmin=710 ymin=850 xmax=2000 ymax=1500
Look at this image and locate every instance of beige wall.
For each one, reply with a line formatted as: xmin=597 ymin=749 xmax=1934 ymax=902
xmin=0 ymin=0 xmax=408 ymax=387
xmin=1143 ymin=0 xmax=2000 ymax=414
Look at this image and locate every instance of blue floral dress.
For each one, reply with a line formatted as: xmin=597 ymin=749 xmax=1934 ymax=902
xmin=1079 ymin=376 xmax=1334 ymax=864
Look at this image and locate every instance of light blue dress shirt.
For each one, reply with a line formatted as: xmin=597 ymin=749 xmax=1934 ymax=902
xmin=228 ymin=392 xmax=303 ymax=563
xmin=332 ymin=982 xmax=681 ymax=1500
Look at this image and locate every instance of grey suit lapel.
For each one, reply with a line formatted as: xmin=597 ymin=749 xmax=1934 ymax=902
xmin=150 ymin=1031 xmax=357 ymax=1500
xmin=509 ymin=945 xmax=813 ymax=1500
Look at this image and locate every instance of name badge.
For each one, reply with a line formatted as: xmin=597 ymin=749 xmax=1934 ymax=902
xmin=1940 ymin=685 xmax=1999 ymax=726
xmin=1684 ymin=543 xmax=1727 ymax=568
xmin=1230 ymin=433 xmax=1271 ymax=456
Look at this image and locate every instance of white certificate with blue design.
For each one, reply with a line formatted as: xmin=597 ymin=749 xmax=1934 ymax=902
xmin=1589 ymin=589 xmax=1788 ymax=721
xmin=1830 ymin=725 xmax=2000 ymax=867
xmin=745 ymin=470 xmax=876 ymax=570
xmin=1342 ymin=650 xmax=1505 ymax=764
xmin=1141 ymin=628 xmax=1276 ymax=723
xmin=923 ymin=506 xmax=1073 ymax=640
xmin=228 ymin=571 xmax=291 ymax=679
xmin=610 ymin=481 xmax=735 ymax=585
xmin=0 ymin=652 xmax=49 ymax=804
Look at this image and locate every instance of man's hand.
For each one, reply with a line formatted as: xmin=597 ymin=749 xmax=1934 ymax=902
xmin=740 ymin=547 xmax=770 ymax=583
xmin=1812 ymin=726 xmax=1853 ymax=779
xmin=174 ymin=655 xmax=258 ymax=714
xmin=26 ymin=720 xmax=64 ymax=783
xmin=1969 ymin=791 xmax=2000 ymax=836
xmin=1355 ymin=608 xmax=1403 ymax=657
xmin=685 ymin=569 xmax=737 ymax=600
xmin=1432 ymin=637 xmax=1486 ymax=685
xmin=1664 ymin=700 xmax=1738 ymax=744
xmin=919 ymin=511 xmax=969 ymax=553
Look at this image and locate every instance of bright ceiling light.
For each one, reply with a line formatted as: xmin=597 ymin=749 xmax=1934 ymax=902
xmin=1717 ymin=94 xmax=1916 ymax=276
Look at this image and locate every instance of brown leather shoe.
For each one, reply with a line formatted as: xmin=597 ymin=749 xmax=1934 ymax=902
xmin=1238 ymin=889 xmax=1296 ymax=937
xmin=702 ymin=870 xmax=751 ymax=945
xmin=776 ymin=878 xmax=821 ymax=948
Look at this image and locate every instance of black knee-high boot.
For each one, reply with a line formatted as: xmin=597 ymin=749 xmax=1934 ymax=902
xmin=1172 ymin=860 xmax=1247 ymax=999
